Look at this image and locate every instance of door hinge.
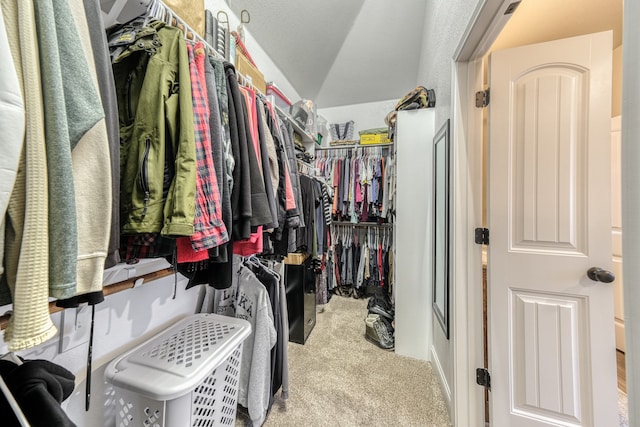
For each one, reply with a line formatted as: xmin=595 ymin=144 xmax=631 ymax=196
xmin=475 ymin=89 xmax=490 ymax=107
xmin=475 ymin=228 xmax=489 ymax=245
xmin=504 ymin=1 xmax=521 ymax=15
xmin=476 ymin=368 xmax=491 ymax=389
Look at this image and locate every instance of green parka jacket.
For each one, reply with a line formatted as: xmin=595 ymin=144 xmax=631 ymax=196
xmin=110 ymin=20 xmax=196 ymax=236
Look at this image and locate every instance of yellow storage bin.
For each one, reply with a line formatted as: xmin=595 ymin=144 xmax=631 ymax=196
xmin=360 ymin=133 xmax=392 ymax=145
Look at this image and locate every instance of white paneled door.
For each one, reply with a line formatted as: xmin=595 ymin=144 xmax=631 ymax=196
xmin=488 ymin=32 xmax=617 ymax=426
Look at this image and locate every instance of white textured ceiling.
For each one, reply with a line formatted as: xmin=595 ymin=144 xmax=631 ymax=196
xmin=226 ymin=0 xmax=622 ymax=109
xmin=227 ymin=0 xmax=426 ymax=108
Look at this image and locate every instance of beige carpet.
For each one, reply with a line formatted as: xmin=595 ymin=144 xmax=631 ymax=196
xmin=238 ymin=295 xmax=451 ymax=426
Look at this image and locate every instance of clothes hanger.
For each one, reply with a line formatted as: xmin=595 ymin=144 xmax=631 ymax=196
xmin=236 ymin=9 xmax=250 ymax=43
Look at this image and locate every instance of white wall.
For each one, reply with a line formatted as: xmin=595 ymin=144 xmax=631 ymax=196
xmin=204 ymin=0 xmax=302 ymax=103
xmin=317 ymin=99 xmax=396 ymax=146
xmin=417 ymin=0 xmax=480 ymax=129
xmin=394 ymin=109 xmax=435 ymax=361
xmin=0 ymin=262 xmax=203 ymax=426
xmin=315 ymin=0 xmax=425 ymax=108
xmin=415 ymin=0 xmax=484 ymax=415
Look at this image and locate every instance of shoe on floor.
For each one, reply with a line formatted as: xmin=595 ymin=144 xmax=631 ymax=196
xmin=365 ymin=313 xmax=394 ymax=350
xmin=367 ymin=295 xmax=394 ymax=320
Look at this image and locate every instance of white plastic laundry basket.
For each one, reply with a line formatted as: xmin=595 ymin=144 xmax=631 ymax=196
xmin=105 ymin=314 xmax=251 ymax=427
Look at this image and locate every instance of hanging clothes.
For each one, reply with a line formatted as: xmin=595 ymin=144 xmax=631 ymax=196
xmin=61 ymin=0 xmax=113 ymax=306
xmin=205 ymin=55 xmax=232 ymax=261
xmin=328 ymin=224 xmax=393 ymax=298
xmin=242 ymin=256 xmax=289 ymax=408
xmin=0 ymin=4 xmax=24 ymax=290
xmin=82 ymin=0 xmax=121 ymax=270
xmin=111 ymin=19 xmax=197 ymax=238
xmin=213 ymin=257 xmax=277 ymax=427
xmin=176 ymin=42 xmax=228 ymax=263
xmin=315 ymin=146 xmax=392 ymax=224
xmin=0 ymin=0 xmax=56 ymax=351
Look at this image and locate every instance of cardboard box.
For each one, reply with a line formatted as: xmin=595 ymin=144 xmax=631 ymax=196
xmin=236 ymin=52 xmax=267 ymax=94
xmin=360 ymin=133 xmax=392 ymax=145
xmin=164 ymin=0 xmax=205 ymax=38
xmin=283 ymin=252 xmax=310 ymax=265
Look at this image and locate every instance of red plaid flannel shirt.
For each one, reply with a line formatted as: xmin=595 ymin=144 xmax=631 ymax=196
xmin=185 ymin=42 xmax=228 ymax=251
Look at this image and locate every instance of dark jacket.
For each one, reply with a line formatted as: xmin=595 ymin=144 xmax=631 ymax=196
xmin=110 ymin=20 xmax=196 ymax=236
xmin=224 ymin=63 xmax=271 ymax=239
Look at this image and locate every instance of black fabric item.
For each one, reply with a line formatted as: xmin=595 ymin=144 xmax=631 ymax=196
xmin=281 ymin=121 xmax=304 ymax=227
xmin=255 ymin=100 xmax=278 ymax=230
xmin=55 ymin=290 xmax=104 ymax=308
xmin=265 ymin=108 xmax=288 ymax=242
xmin=314 ymin=178 xmax=326 ymax=255
xmin=179 ymin=243 xmax=233 ymax=290
xmin=209 ymin=243 xmax=234 ymax=289
xmin=239 ymin=94 xmax=271 ymax=228
xmin=224 ymin=63 xmax=251 ymax=240
xmin=353 ymin=243 xmax=361 ymax=286
xmin=0 ymin=360 xmax=76 ymax=427
xmin=205 ymin=57 xmax=231 ymax=263
xmin=297 ymin=175 xmax=315 ymax=252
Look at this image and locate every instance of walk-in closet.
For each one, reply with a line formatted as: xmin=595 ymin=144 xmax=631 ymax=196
xmin=0 ymin=0 xmax=632 ymax=426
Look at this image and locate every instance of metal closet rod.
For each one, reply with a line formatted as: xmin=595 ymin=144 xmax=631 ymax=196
xmin=332 ymin=221 xmax=394 ymax=228
xmin=316 ymin=143 xmax=394 ymax=150
xmin=150 ymin=0 xmax=224 ymax=62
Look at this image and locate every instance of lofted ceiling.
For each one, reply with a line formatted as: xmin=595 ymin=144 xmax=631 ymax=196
xmin=227 ymin=0 xmax=427 ymax=109
xmin=226 ymin=0 xmax=622 ymax=109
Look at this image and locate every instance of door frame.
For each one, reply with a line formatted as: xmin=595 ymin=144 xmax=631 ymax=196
xmin=621 ymin=1 xmax=640 ymax=424
xmin=450 ymin=0 xmax=638 ymax=425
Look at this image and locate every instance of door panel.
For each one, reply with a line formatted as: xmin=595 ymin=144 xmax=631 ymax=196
xmin=512 ymin=290 xmax=586 ymax=423
xmin=512 ymin=66 xmax=587 ymax=254
xmin=488 ymin=32 xmax=617 ymax=427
